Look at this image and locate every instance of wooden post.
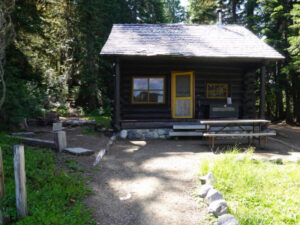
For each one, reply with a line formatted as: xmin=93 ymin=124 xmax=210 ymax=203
xmin=114 ymin=58 xmax=121 ymax=130
xmin=52 ymin=122 xmax=62 ymax=132
xmin=260 ymin=65 xmax=266 ymax=119
xmin=54 ymin=131 xmax=67 ymax=152
xmin=14 ymin=145 xmax=27 ymax=218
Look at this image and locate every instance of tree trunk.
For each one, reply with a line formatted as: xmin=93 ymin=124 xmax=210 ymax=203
xmin=232 ymin=0 xmax=237 ymax=23
xmin=0 ymin=63 xmax=6 ymax=111
xmin=275 ymin=63 xmax=284 ymax=119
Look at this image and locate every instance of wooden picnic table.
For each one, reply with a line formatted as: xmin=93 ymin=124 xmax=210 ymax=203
xmin=200 ymin=119 xmax=270 ymax=124
xmin=200 ymin=119 xmax=274 ymax=150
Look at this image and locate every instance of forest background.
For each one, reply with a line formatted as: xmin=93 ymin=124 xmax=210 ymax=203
xmin=0 ymin=0 xmax=299 ymax=129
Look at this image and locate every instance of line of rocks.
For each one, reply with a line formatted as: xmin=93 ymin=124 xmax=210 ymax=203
xmin=93 ymin=134 xmax=117 ymax=166
xmin=197 ymin=172 xmax=239 ymax=225
xmin=235 ymin=154 xmax=300 ymax=164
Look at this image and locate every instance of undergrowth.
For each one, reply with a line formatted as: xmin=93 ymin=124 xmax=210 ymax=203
xmin=0 ymin=133 xmax=95 ymax=225
xmin=200 ymin=148 xmax=300 ymax=225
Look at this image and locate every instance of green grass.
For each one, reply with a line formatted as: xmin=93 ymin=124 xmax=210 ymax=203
xmin=84 ymin=115 xmax=110 ymax=129
xmin=0 ymin=133 xmax=95 ymax=225
xmin=200 ymin=149 xmax=300 ymax=225
xmin=82 ymin=126 xmax=98 ymax=135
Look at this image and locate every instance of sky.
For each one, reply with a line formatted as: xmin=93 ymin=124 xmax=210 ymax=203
xmin=180 ymin=0 xmax=189 ymax=7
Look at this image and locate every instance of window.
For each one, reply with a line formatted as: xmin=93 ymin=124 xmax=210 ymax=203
xmin=132 ymin=77 xmax=165 ymax=104
xmin=206 ymin=83 xmax=228 ymax=99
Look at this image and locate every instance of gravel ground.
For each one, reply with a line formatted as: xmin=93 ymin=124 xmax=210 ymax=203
xmin=84 ymin=139 xmax=211 ymax=225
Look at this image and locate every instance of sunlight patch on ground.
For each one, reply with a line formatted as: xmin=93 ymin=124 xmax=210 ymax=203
xmin=130 ymin=141 xmax=147 ymax=146
xmin=124 ymin=146 xmax=141 ymax=153
xmin=109 ymin=177 xmax=161 ymax=199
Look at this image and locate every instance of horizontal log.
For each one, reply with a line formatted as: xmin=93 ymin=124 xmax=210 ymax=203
xmin=9 ymin=136 xmax=56 ymax=149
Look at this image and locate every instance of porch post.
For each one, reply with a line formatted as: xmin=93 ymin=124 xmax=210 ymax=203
xmin=259 ymin=64 xmax=266 ymax=119
xmin=114 ymin=58 xmax=121 ymax=130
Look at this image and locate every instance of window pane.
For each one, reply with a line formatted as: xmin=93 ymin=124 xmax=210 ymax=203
xmin=149 ymin=91 xmax=164 ymax=103
xmin=134 ymin=78 xmax=148 ymax=90
xmin=133 ymin=91 xmax=148 ymax=102
xmin=149 ymin=78 xmax=164 ymax=90
xmin=176 ymin=75 xmax=190 ymax=97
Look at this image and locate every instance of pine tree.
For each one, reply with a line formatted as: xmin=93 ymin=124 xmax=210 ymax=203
xmin=288 ymin=3 xmax=300 ymax=122
xmin=189 ymin=0 xmax=218 ymax=24
xmin=163 ymin=0 xmax=185 ymax=23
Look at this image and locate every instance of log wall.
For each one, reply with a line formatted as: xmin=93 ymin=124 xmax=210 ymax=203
xmin=119 ymin=57 xmax=261 ymax=121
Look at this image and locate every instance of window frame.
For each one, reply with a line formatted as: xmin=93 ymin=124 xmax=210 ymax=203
xmin=131 ymin=76 xmax=165 ymax=104
xmin=206 ymin=83 xmax=229 ymax=99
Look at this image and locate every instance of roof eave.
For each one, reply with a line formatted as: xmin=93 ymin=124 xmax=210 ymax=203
xmin=99 ymin=52 xmax=285 ymax=62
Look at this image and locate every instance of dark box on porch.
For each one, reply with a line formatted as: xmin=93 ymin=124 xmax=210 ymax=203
xmin=209 ymin=104 xmax=239 ymax=119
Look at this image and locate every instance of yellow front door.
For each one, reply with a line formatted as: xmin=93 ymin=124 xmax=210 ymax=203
xmin=171 ymin=71 xmax=194 ymax=118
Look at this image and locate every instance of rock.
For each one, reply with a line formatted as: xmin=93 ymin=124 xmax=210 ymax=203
xmin=63 ymin=147 xmax=94 ymax=155
xmin=205 ymin=189 xmax=223 ymax=204
xmin=52 ymin=122 xmax=62 ymax=131
xmin=208 ymin=199 xmax=228 ymax=217
xmin=135 ymin=132 xmax=144 ymax=139
xmin=287 ymin=155 xmax=300 ymax=163
xmin=269 ymin=156 xmax=283 ymax=164
xmin=120 ymin=130 xmax=128 ymax=139
xmin=197 ymin=184 xmax=213 ymax=198
xmin=144 ymin=132 xmax=153 ymax=139
xmin=218 ymin=214 xmax=239 ymax=225
xmin=234 ymin=155 xmax=245 ymax=162
xmin=93 ymin=149 xmax=106 ymax=166
xmin=110 ymin=135 xmax=117 ymax=142
xmin=250 ymin=156 xmax=261 ymax=162
xmin=199 ymin=172 xmax=215 ymax=185
xmin=127 ymin=130 xmax=136 ymax=139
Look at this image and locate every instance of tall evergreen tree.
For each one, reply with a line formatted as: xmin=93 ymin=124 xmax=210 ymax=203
xmin=0 ymin=0 xmax=15 ymax=111
xmin=288 ymin=3 xmax=300 ymax=122
xmin=163 ymin=0 xmax=185 ymax=23
xmin=189 ymin=0 xmax=218 ymax=24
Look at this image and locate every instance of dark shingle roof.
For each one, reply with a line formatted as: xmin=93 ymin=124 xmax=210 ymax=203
xmin=100 ymin=24 xmax=284 ymax=60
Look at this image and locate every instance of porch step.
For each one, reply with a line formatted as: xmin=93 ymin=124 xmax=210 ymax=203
xmin=173 ymin=124 xmax=206 ymax=130
xmin=169 ymin=131 xmax=203 ymax=137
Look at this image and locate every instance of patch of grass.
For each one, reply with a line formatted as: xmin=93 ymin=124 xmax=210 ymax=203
xmin=64 ymin=159 xmax=85 ymax=173
xmin=200 ymin=149 xmax=300 ymax=225
xmin=0 ymin=133 xmax=94 ymax=225
xmin=82 ymin=126 xmax=98 ymax=135
xmin=84 ymin=115 xmax=111 ymax=129
xmin=92 ymin=166 xmax=102 ymax=171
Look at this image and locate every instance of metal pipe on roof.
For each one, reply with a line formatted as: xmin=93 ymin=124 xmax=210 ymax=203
xmin=217 ymin=8 xmax=222 ymax=28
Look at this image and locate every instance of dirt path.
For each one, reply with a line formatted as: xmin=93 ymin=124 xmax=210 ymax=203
xmin=83 ymin=140 xmax=211 ymax=225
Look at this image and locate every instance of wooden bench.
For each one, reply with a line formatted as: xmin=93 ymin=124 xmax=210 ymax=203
xmin=203 ymin=131 xmax=276 ymax=150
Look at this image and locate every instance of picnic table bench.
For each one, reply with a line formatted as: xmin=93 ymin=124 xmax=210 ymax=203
xmin=200 ymin=119 xmax=276 ymax=150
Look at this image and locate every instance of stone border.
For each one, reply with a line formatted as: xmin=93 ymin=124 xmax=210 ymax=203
xmin=93 ymin=134 xmax=117 ymax=166
xmin=120 ymin=129 xmax=171 ymax=140
xmin=197 ymin=172 xmax=239 ymax=225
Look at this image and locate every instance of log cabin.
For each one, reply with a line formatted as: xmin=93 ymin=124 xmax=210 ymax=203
xmin=100 ymin=23 xmax=284 ymax=138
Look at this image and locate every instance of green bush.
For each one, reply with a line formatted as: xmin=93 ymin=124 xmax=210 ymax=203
xmin=200 ymin=150 xmax=300 ymax=225
xmin=0 ymin=133 xmax=95 ymax=225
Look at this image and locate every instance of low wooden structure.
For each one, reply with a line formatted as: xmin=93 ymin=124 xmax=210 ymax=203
xmin=201 ymin=119 xmax=276 ymax=150
xmin=100 ymin=24 xmax=284 ymax=133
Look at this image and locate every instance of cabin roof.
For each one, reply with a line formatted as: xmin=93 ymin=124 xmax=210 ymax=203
xmin=100 ymin=24 xmax=284 ymax=60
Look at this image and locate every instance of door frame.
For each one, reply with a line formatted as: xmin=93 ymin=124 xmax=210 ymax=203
xmin=171 ymin=71 xmax=195 ymax=119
